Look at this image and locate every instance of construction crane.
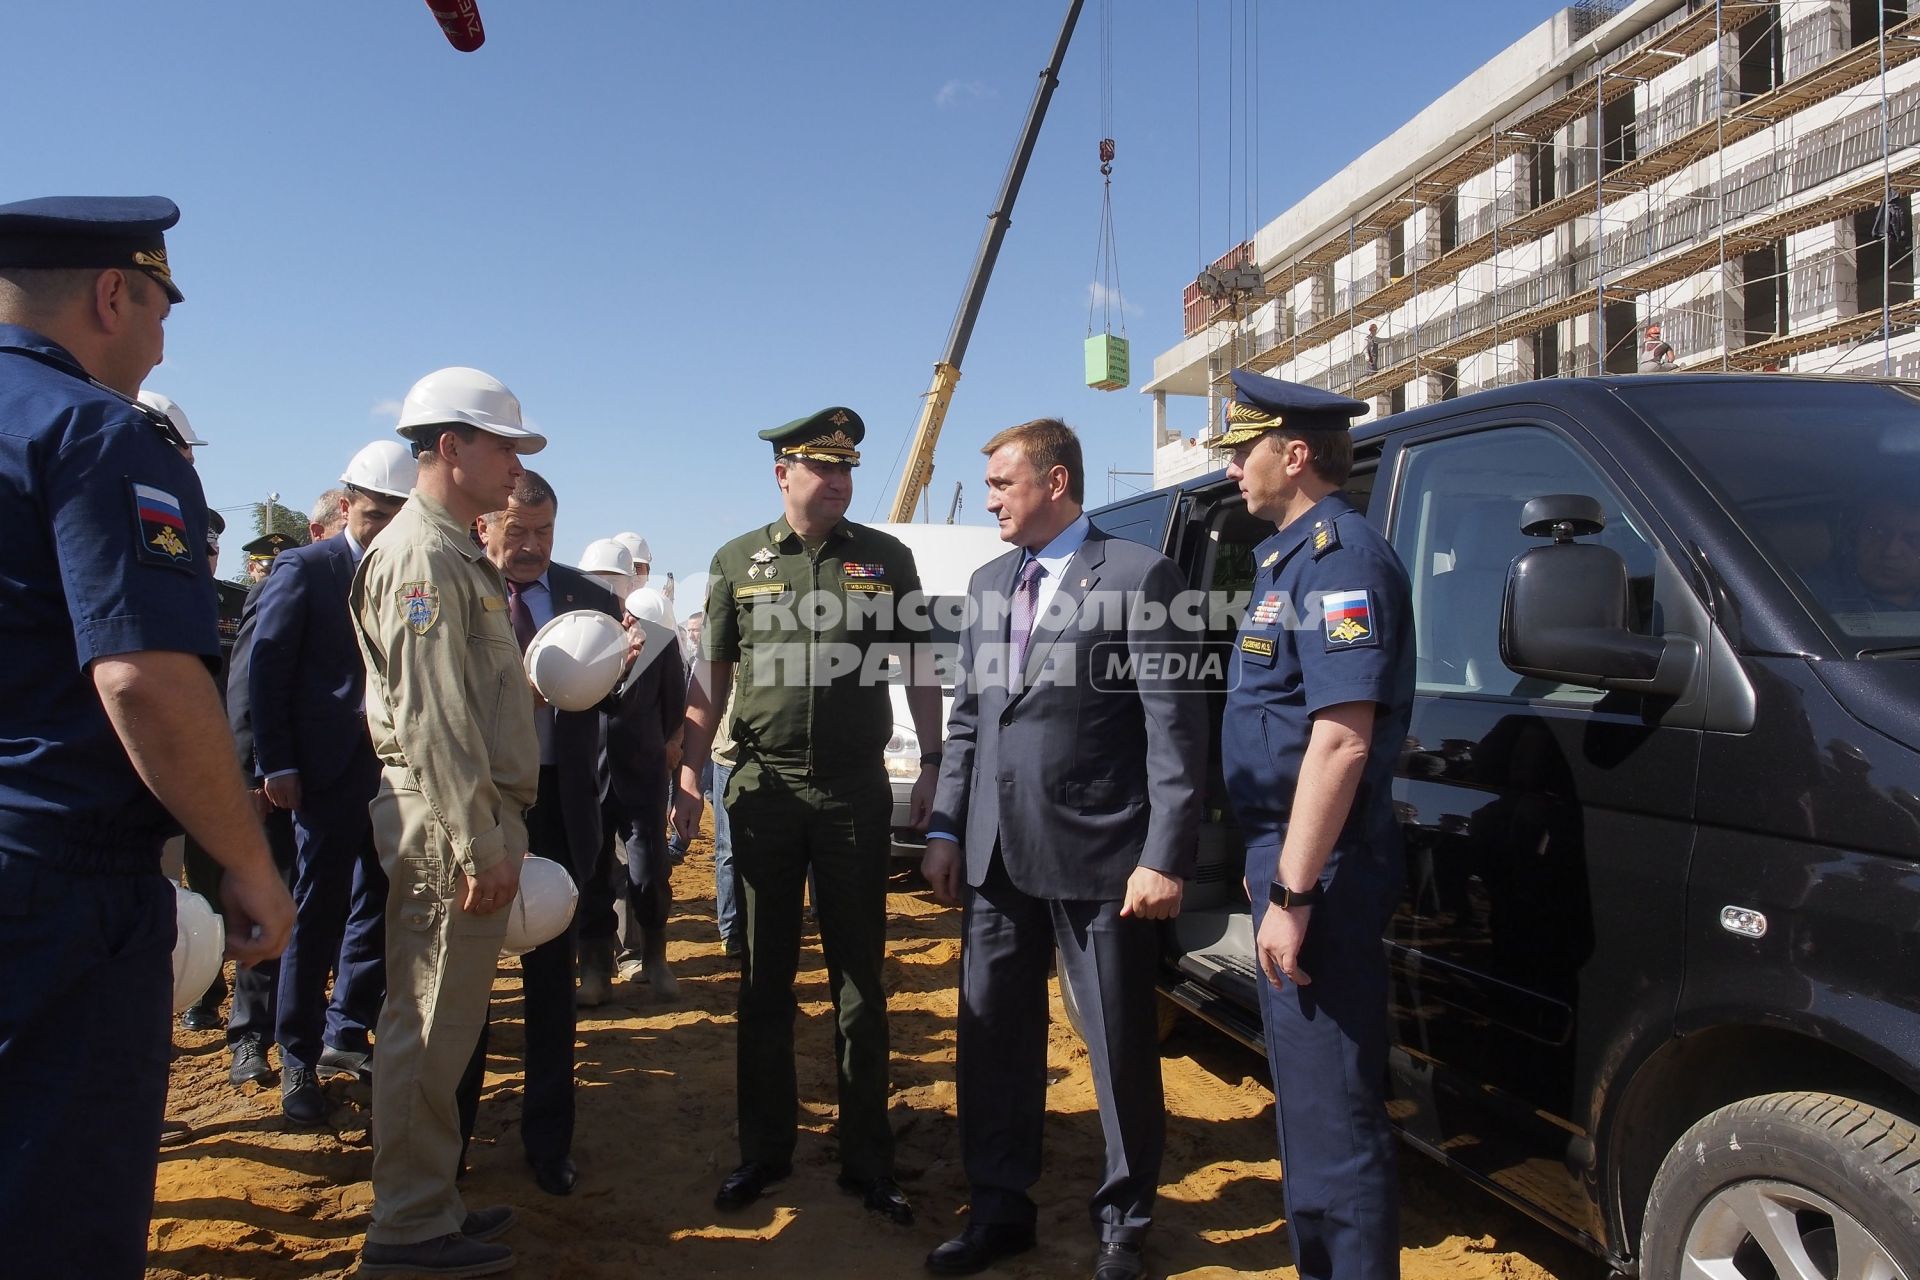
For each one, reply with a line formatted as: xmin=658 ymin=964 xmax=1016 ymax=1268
xmin=887 ymin=0 xmax=1085 ymax=522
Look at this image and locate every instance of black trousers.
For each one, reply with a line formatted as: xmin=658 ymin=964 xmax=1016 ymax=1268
xmin=185 ymin=806 xmax=296 ymax=1046
xmin=458 ymin=766 xmax=581 ymax=1168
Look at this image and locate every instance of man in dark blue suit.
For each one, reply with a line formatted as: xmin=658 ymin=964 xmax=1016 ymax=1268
xmin=250 ymin=442 xmax=414 ymax=1124
xmin=467 ymin=470 xmax=626 ymax=1197
xmin=923 ymin=419 xmax=1205 ymax=1280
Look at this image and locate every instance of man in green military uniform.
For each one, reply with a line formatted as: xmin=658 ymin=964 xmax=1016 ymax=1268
xmin=674 ymin=407 xmax=944 ymax=1228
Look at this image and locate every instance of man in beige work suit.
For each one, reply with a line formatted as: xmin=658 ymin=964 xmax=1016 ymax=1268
xmin=352 ymin=366 xmax=547 ymax=1278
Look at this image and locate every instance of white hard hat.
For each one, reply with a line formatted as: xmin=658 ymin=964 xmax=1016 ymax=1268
xmin=138 ymin=390 xmax=209 ymax=447
xmin=621 ymin=587 xmax=681 ymax=681
xmin=394 ymin=366 xmax=546 ymax=454
xmin=613 ymin=532 xmax=652 ymax=566
xmin=502 ymin=855 xmax=578 ymax=956
xmin=340 ymin=439 xmax=418 ymax=500
xmin=577 ymin=538 xmax=635 ymax=578
xmin=524 ymin=609 xmax=627 ymax=711
xmin=172 ymin=884 xmax=226 ymax=1015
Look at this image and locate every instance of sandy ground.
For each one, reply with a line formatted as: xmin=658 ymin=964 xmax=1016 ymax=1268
xmin=150 ymin=829 xmax=1604 ymax=1280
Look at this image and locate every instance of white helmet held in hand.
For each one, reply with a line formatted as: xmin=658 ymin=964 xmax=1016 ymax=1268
xmin=173 ymin=884 xmax=226 ymax=1015
xmin=340 ymin=440 xmax=418 ymax=500
xmin=394 ymin=366 xmax=546 ymax=454
xmin=138 ymin=390 xmax=209 ymax=447
xmin=524 ymin=609 xmax=627 ymax=711
xmin=502 ymin=856 xmax=577 ymax=956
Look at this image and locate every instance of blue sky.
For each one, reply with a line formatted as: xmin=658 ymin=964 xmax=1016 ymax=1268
xmin=9 ymin=0 xmax=1561 ymax=586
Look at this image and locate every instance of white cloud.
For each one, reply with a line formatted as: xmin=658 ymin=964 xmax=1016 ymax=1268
xmin=1087 ymin=281 xmax=1137 ymax=315
xmin=936 ymin=79 xmax=992 ymax=109
xmin=370 ymin=398 xmax=404 ymax=419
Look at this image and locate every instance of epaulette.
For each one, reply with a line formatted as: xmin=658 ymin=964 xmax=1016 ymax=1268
xmin=1309 ymin=516 xmax=1342 ymax=559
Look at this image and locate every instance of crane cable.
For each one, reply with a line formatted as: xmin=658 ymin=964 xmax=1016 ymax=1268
xmin=1087 ymin=0 xmax=1125 ymax=339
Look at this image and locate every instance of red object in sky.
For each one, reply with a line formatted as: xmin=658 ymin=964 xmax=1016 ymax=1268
xmin=424 ymin=0 xmax=485 ymax=52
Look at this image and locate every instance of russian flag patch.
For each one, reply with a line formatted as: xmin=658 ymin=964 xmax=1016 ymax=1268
xmin=130 ymin=480 xmax=194 ymax=567
xmin=1322 ymin=588 xmax=1375 ymax=648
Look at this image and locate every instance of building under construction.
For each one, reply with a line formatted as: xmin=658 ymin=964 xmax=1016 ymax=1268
xmin=1145 ymin=0 xmax=1920 ymax=485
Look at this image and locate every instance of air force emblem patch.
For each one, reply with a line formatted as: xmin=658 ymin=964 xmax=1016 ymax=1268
xmin=1322 ymin=589 xmax=1376 ymax=649
xmin=130 ymin=481 xmax=194 ymax=569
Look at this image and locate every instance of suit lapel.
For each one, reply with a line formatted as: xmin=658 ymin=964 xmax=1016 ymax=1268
xmin=328 ymin=534 xmax=355 ymax=599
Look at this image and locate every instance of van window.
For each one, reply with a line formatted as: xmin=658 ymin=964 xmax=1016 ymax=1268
xmin=1391 ymin=426 xmax=1657 ymax=702
xmin=1616 ymin=379 xmax=1920 ymax=655
xmin=1092 ymin=489 xmax=1177 ymax=552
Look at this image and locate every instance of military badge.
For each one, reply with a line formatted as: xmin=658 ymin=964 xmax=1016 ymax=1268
xmin=399 ymin=581 xmax=441 ymax=635
xmin=1251 ymin=591 xmax=1285 ymax=626
xmin=1261 ymin=550 xmax=1279 ymax=569
xmin=130 ymin=481 xmax=193 ymax=568
xmin=750 ymin=547 xmax=777 ymax=565
xmin=747 ymin=564 xmax=761 ymax=579
xmin=1322 ymin=589 xmax=1375 ymax=648
xmin=1310 ymin=518 xmax=1342 ymax=559
xmin=842 ymin=562 xmax=886 ymax=580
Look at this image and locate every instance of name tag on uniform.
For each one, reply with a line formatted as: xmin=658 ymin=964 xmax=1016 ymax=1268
xmin=481 ymin=596 xmax=507 ymax=611
xmin=736 ymin=581 xmax=787 ymax=600
xmin=843 ymin=581 xmax=893 ymax=595
xmin=1240 ymin=634 xmax=1275 ymax=657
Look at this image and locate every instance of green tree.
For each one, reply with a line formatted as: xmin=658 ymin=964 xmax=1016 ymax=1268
xmin=252 ymin=500 xmax=307 ymax=543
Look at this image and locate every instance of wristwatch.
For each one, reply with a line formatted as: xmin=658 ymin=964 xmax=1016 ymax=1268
xmin=919 ymin=752 xmax=943 ymax=769
xmin=1268 ymin=881 xmax=1324 ymax=910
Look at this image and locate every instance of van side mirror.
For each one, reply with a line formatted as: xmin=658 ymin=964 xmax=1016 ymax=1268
xmin=1499 ymin=494 xmax=1694 ymax=697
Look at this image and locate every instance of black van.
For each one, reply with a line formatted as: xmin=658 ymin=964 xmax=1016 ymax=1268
xmin=1085 ymin=375 xmax=1920 ymax=1278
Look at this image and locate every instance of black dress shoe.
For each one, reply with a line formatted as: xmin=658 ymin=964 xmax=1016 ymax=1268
xmin=1092 ymin=1241 xmax=1146 ymax=1280
xmin=359 ymin=1232 xmax=512 ymax=1276
xmin=178 ymin=1006 xmax=222 ymax=1033
xmin=460 ymin=1205 xmax=517 ymax=1242
xmin=227 ymin=1037 xmax=274 ymax=1087
xmin=528 ymin=1155 xmax=577 ymax=1196
xmin=281 ymin=1067 xmax=329 ymax=1127
xmin=714 ymin=1160 xmax=791 ymax=1211
xmin=317 ymin=1042 xmax=372 ymax=1078
xmin=837 ymin=1172 xmax=913 ymax=1225
xmin=925 ymin=1222 xmax=1038 ymax=1275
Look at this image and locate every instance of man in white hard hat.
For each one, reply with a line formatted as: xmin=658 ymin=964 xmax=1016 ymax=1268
xmin=351 ymin=366 xmax=543 ymax=1276
xmin=612 ymin=532 xmax=651 ymax=589
xmin=470 ymin=469 xmax=627 ymax=1200
xmin=250 ymin=441 xmax=416 ymax=1125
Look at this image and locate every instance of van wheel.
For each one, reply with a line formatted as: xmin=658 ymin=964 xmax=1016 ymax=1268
xmin=1641 ymin=1092 xmax=1920 ymax=1280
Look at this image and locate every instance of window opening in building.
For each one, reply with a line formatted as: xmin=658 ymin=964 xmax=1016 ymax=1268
xmin=1740 ymin=6 xmax=1784 ymax=100
xmin=1530 ymin=141 xmax=1557 ymax=207
xmin=1435 ymin=362 xmax=1460 ymax=400
xmin=1852 ymin=0 xmax=1908 ymax=47
xmin=1742 ymin=240 xmax=1789 ymax=344
xmin=1601 ymin=90 xmax=1637 ymax=174
xmin=1391 ymin=383 xmax=1407 ymax=415
xmin=1604 ymin=300 xmax=1640 ymax=374
xmin=1856 ymin=199 xmax=1916 ymax=316
xmin=1439 ymin=194 xmax=1460 ymax=256
xmin=1389 ymin=221 xmax=1407 ymax=278
xmin=1531 ymin=323 xmax=1561 ymax=380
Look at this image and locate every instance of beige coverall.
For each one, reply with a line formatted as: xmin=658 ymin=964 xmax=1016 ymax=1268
xmin=351 ymin=488 xmax=539 ymax=1246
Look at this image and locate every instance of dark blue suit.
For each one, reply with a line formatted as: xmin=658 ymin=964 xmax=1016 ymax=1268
xmin=248 ymin=532 xmax=387 ymax=1071
xmin=1222 ymin=494 xmax=1414 ymax=1280
xmin=929 ymin=525 xmax=1205 ymax=1244
xmin=459 ymin=562 xmax=619 ymax=1172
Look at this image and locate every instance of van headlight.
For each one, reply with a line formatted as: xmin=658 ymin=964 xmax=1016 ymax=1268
xmin=884 ymin=725 xmax=920 ymax=781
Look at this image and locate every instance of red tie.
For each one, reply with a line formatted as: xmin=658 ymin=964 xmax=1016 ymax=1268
xmin=506 ymin=580 xmax=537 ymax=652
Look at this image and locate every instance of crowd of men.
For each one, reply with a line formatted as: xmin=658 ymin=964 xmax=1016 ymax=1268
xmin=1 ymin=195 xmax=1416 ymax=1280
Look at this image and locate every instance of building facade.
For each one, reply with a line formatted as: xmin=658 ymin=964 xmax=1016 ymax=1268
xmin=1146 ymin=0 xmax=1920 ymax=486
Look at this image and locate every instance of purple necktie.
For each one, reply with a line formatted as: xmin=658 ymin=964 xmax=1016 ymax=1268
xmin=506 ymin=580 xmax=538 ymax=652
xmin=1010 ymin=556 xmax=1044 ymax=671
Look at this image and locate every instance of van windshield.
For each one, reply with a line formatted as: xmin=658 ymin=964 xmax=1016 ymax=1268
xmin=1618 ymin=379 xmax=1920 ymax=654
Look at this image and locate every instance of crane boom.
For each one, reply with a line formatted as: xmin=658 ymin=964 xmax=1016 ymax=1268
xmin=888 ymin=0 xmax=1085 ymax=523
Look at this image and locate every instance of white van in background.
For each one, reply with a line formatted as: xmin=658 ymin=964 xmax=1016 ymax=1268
xmin=871 ymin=521 xmax=1008 ymax=858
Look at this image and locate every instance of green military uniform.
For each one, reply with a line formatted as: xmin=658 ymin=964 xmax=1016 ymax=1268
xmin=352 ymin=487 xmax=540 ymax=1246
xmin=703 ymin=409 xmax=924 ymax=1182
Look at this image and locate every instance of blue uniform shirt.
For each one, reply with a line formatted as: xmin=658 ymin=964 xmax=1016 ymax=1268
xmin=1222 ymin=492 xmax=1414 ymax=848
xmin=0 ymin=323 xmax=218 ymax=872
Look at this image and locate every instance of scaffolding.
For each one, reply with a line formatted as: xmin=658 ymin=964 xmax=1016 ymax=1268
xmin=1183 ymin=1 xmax=1920 ymax=413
